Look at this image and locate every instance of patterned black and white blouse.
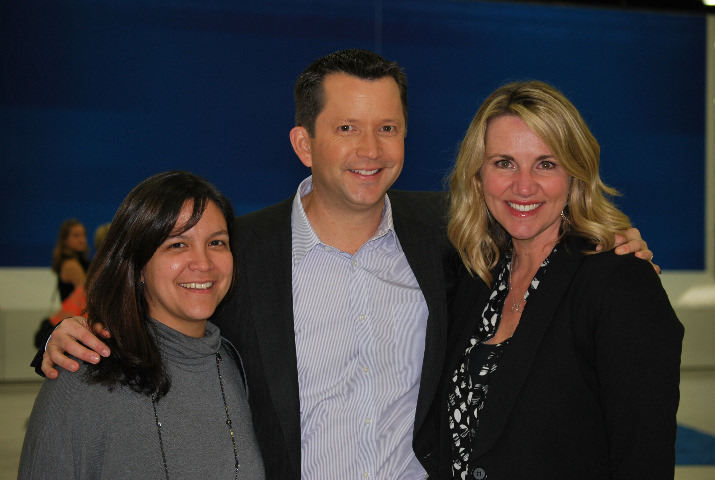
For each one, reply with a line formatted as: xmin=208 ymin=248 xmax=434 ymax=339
xmin=447 ymin=247 xmax=556 ymax=479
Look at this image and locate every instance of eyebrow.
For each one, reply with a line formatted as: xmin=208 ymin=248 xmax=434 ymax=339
xmin=166 ymin=229 xmax=229 ymax=240
xmin=336 ymin=117 xmax=403 ymax=124
xmin=486 ymin=153 xmax=556 ymax=161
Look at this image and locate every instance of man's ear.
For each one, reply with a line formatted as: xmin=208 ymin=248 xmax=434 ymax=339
xmin=290 ymin=126 xmax=312 ymax=168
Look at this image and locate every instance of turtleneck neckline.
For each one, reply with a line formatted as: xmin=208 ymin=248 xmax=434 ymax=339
xmin=150 ymin=318 xmax=222 ymax=369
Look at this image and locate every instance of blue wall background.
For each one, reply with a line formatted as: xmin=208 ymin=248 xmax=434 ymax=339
xmin=0 ymin=0 xmax=706 ymax=269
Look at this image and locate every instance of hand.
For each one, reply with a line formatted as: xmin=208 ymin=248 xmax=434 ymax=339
xmin=600 ymin=227 xmax=660 ymax=275
xmin=41 ymin=316 xmax=111 ymax=379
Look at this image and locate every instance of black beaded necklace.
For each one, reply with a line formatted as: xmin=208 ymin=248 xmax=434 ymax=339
xmin=151 ymin=351 xmax=240 ymax=480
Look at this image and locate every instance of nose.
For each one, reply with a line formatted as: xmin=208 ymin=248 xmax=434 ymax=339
xmin=512 ymin=167 xmax=537 ymax=196
xmin=356 ymin=132 xmax=381 ymax=159
xmin=189 ymin=246 xmax=212 ymax=271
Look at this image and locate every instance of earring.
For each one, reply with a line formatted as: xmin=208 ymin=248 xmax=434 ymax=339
xmin=485 ymin=203 xmax=495 ymax=222
xmin=560 ymin=210 xmax=570 ymax=224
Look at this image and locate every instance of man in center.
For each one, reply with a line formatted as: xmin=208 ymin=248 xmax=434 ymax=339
xmin=219 ymin=49 xmax=457 ymax=478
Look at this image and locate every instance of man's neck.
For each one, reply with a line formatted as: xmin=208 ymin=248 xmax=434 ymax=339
xmin=300 ymin=191 xmax=384 ymax=255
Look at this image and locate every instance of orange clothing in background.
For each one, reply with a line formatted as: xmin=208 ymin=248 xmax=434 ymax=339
xmin=50 ymin=286 xmax=87 ymax=326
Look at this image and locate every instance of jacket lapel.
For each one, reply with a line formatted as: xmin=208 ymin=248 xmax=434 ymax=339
xmin=391 ymin=194 xmax=450 ymax=433
xmin=241 ymin=196 xmax=302 ymax=474
xmin=471 ymin=238 xmax=587 ymax=458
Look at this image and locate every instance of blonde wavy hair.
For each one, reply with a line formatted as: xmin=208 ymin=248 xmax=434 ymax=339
xmin=448 ymin=80 xmax=631 ymax=286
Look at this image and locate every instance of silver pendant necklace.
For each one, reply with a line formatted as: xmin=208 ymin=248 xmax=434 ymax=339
xmin=151 ymin=351 xmax=240 ymax=480
xmin=510 ymin=289 xmax=527 ymax=313
xmin=509 ymin=257 xmax=528 ymax=313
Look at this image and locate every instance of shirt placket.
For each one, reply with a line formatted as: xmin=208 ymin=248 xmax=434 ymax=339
xmin=351 ymin=248 xmax=378 ymax=480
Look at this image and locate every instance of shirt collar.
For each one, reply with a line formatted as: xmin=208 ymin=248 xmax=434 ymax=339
xmin=291 ymin=176 xmax=399 ymax=266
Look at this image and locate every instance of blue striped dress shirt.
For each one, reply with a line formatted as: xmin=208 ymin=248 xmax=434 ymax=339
xmin=291 ymin=176 xmax=429 ymax=479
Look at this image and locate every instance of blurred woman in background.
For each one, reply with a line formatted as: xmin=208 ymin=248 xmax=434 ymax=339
xmin=51 ymin=219 xmax=89 ymax=303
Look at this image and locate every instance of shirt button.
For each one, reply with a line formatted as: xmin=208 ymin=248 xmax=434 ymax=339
xmin=472 ymin=467 xmax=486 ymax=479
xmin=363 ymin=366 xmax=369 ymax=373
xmin=323 ymin=246 xmax=330 ymax=252
xmin=352 ymin=259 xmax=358 ymax=267
xmin=365 ymin=418 xmax=372 ymax=425
xmin=359 ymin=314 xmax=366 ymax=322
xmin=362 ymin=473 xmax=370 ymax=478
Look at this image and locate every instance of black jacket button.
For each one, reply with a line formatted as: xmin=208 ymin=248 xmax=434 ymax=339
xmin=472 ymin=467 xmax=486 ymax=479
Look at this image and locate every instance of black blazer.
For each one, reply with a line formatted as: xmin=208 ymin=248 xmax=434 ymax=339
xmin=213 ymin=190 xmax=459 ymax=479
xmin=415 ymin=236 xmax=683 ymax=479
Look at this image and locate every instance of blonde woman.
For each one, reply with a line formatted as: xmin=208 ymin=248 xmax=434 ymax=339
xmin=417 ymin=81 xmax=683 ymax=479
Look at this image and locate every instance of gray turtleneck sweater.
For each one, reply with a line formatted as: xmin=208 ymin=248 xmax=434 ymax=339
xmin=19 ymin=320 xmax=265 ymax=479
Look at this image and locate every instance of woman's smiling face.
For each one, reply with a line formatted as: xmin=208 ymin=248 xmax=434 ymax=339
xmin=141 ymin=200 xmax=233 ymax=338
xmin=480 ymin=115 xmax=571 ymax=251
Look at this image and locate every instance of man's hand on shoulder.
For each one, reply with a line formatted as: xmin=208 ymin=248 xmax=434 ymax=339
xmin=603 ymin=227 xmax=660 ymax=275
xmin=42 ymin=316 xmax=111 ymax=379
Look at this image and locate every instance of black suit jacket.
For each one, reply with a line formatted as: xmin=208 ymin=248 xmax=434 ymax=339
xmin=213 ymin=190 xmax=459 ymax=479
xmin=415 ymin=236 xmax=683 ymax=479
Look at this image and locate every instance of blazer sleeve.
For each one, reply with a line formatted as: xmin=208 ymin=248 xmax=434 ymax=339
xmin=575 ymin=254 xmax=684 ymax=479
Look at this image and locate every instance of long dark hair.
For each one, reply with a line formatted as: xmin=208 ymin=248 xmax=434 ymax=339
xmin=84 ymin=170 xmax=236 ymax=400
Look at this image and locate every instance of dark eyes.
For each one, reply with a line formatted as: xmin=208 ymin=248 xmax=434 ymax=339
xmin=166 ymin=239 xmax=227 ymax=249
xmin=338 ymin=125 xmax=397 ymax=133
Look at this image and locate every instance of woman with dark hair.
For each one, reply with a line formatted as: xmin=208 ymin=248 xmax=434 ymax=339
xmin=20 ymin=170 xmax=265 ymax=479
xmin=51 ymin=218 xmax=90 ymax=302
xmin=416 ymin=81 xmax=683 ymax=479
xmin=34 ymin=220 xmax=90 ymax=345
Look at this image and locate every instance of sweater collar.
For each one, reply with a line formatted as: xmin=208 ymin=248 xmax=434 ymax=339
xmin=150 ymin=318 xmax=222 ymax=367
